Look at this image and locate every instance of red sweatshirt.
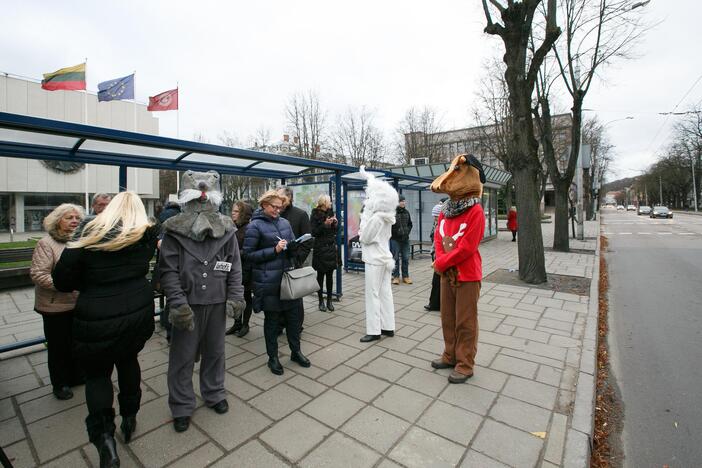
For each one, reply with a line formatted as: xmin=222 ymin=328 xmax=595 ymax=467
xmin=434 ymin=203 xmax=485 ymax=282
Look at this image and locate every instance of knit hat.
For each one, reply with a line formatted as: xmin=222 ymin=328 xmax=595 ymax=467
xmin=398 ymin=195 xmax=406 ymax=202
xmin=431 ymin=203 xmax=443 ymax=217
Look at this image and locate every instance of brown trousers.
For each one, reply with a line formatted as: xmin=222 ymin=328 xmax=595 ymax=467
xmin=440 ymin=277 xmax=480 ymax=375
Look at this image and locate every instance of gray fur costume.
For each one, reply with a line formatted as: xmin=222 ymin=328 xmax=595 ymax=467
xmin=159 ymin=170 xmax=245 ymax=419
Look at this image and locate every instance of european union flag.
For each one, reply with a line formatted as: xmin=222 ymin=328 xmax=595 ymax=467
xmin=97 ymin=74 xmax=135 ymax=102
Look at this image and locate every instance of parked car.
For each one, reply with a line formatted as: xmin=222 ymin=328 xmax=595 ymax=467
xmin=650 ymin=206 xmax=673 ymax=219
xmin=638 ymin=205 xmax=651 ymax=215
xmin=627 ymin=205 xmax=637 ymax=211
xmin=617 ymin=205 xmax=625 ymax=210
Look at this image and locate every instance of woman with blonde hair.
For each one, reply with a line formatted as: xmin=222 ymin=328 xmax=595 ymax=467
xmin=310 ymin=194 xmax=339 ymax=312
xmin=30 ymin=203 xmax=84 ymax=401
xmin=53 ymin=191 xmax=159 ymax=468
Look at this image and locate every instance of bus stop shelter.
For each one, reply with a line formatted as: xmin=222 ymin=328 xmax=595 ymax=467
xmin=0 ymin=111 xmax=439 ymax=353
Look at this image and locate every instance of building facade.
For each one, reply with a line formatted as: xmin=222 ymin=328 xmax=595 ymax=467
xmin=0 ymin=74 xmax=160 ymax=233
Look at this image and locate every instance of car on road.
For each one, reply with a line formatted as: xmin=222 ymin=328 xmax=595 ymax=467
xmin=638 ymin=205 xmax=651 ymax=215
xmin=627 ymin=205 xmax=637 ymax=211
xmin=650 ymin=206 xmax=673 ymax=219
xmin=617 ymin=205 xmax=625 ymax=210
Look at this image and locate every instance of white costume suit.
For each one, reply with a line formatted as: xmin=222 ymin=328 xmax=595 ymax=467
xmin=359 ymin=167 xmax=399 ymax=335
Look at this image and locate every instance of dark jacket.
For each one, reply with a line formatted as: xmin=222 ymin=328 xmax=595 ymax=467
xmin=158 ymin=229 xmax=244 ymax=308
xmin=391 ymin=206 xmax=413 ymax=242
xmin=243 ymin=209 xmax=298 ymax=312
xmin=52 ymin=224 xmax=160 ymax=363
xmin=158 ymin=202 xmax=181 ymax=224
xmin=235 ymin=221 xmax=252 ymax=289
xmin=280 ymin=204 xmax=311 ymax=267
xmin=310 ymin=207 xmax=339 ymax=273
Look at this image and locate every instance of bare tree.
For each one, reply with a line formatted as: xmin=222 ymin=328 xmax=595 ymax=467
xmin=396 ymin=106 xmax=445 ymax=164
xmin=330 ymin=107 xmax=386 ymax=167
xmin=582 ymin=117 xmax=615 ymax=216
xmin=535 ymin=0 xmax=647 ymax=251
xmin=672 ymin=103 xmax=702 ymax=209
xmin=249 ymin=125 xmax=272 ymax=150
xmin=481 ymin=0 xmax=561 ymax=284
xmin=284 ymin=90 xmax=325 ymax=160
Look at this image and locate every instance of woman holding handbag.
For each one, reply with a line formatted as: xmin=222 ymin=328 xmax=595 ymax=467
xmin=310 ymin=194 xmax=339 ymax=312
xmin=243 ymin=190 xmax=311 ymax=375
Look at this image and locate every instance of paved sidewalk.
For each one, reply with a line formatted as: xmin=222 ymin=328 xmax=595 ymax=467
xmin=0 ymin=220 xmax=600 ymax=468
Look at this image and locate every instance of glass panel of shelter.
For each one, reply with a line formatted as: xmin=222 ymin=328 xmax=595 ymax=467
xmin=79 ymin=140 xmax=183 ymax=159
xmin=0 ymin=128 xmax=78 ymax=148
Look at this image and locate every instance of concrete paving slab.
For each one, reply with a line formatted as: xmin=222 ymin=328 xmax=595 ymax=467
xmin=340 ymin=405 xmax=410 ymax=454
xmin=389 ymin=426 xmax=465 ymax=468
xmin=299 ymin=432 xmax=380 ymax=468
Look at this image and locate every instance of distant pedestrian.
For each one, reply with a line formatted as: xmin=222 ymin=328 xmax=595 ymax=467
xmin=30 ymin=203 xmax=85 ymax=400
xmin=424 ymin=201 xmax=444 ymax=311
xmin=310 ymin=194 xmax=340 ymax=312
xmin=391 ymin=194 xmax=413 ymax=285
xmin=226 ymin=201 xmax=254 ymax=337
xmin=90 ymin=193 xmax=112 ymax=215
xmin=507 ymin=206 xmax=518 ymax=242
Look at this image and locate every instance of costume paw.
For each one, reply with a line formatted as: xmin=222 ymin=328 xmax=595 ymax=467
xmin=169 ymin=304 xmax=195 ymax=331
xmin=226 ymin=300 xmax=246 ymax=320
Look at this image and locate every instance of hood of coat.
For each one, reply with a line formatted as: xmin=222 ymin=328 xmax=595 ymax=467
xmin=359 ymin=165 xmax=399 ymax=215
xmin=431 ymin=154 xmax=485 ymax=200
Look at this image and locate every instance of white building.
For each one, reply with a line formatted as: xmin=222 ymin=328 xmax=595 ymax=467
xmin=0 ymin=74 xmax=160 ymax=233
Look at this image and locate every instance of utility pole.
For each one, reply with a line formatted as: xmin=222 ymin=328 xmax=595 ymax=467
xmin=659 ymin=176 xmax=663 ymax=205
xmin=692 ymin=153 xmax=698 ymax=212
xmin=574 ymin=65 xmax=584 ymax=240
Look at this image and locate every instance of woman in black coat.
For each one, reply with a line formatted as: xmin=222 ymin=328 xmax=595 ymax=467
xmin=310 ymin=194 xmax=339 ymax=312
xmin=226 ymin=200 xmax=254 ymax=337
xmin=53 ymin=191 xmax=159 ymax=468
xmin=242 ymin=190 xmax=310 ymax=376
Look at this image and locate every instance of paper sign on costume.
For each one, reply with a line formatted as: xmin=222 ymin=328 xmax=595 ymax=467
xmin=213 ymin=261 xmax=232 ymax=272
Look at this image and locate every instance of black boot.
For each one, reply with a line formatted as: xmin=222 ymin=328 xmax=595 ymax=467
xmin=226 ymin=320 xmax=242 ymax=335
xmin=318 ymin=292 xmax=327 ymax=312
xmin=97 ymin=433 xmax=120 ymax=468
xmin=87 ymin=409 xmax=120 ymax=468
xmin=120 ymin=415 xmax=136 ymax=443
xmin=267 ymin=356 xmax=284 ymax=375
xmin=326 ymin=296 xmax=335 ymax=312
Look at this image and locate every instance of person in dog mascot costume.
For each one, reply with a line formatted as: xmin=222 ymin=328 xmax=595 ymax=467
xmin=430 ymin=154 xmax=486 ymax=384
xmin=358 ymin=166 xmax=399 ymax=343
xmin=159 ymin=170 xmax=246 ymax=432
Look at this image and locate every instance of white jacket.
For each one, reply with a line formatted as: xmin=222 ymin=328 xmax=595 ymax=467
xmin=359 ymin=211 xmax=395 ymax=268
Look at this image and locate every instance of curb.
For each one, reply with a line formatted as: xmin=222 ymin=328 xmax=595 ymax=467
xmin=563 ymin=219 xmax=600 ymax=467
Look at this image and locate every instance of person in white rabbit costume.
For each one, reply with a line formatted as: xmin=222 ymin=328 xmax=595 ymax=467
xmin=358 ymin=167 xmax=399 ymax=343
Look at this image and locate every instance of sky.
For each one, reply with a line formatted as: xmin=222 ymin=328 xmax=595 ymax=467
xmin=1 ymin=0 xmax=699 ymax=181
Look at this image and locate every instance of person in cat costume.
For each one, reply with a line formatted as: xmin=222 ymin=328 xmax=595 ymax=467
xmin=430 ymin=154 xmax=486 ymax=384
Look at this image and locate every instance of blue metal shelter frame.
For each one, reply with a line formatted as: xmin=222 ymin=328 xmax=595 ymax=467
xmin=0 ymin=111 xmax=438 ymax=353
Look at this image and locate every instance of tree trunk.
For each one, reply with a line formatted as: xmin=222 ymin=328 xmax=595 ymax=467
xmin=583 ymin=169 xmax=593 ymax=220
xmin=553 ymin=181 xmax=570 ymax=252
xmin=513 ymin=168 xmax=547 ymax=283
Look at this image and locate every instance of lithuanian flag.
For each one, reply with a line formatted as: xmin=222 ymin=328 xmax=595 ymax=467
xmin=41 ymin=63 xmax=86 ymax=91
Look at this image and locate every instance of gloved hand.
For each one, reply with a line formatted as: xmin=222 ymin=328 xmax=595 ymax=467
xmin=226 ymin=299 xmax=246 ymax=320
xmin=169 ymin=303 xmax=194 ymax=331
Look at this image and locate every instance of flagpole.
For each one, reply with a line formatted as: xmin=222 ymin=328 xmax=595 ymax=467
xmin=133 ymin=71 xmax=138 ymax=195
xmin=176 ymin=81 xmax=180 ymax=193
xmin=83 ymin=58 xmax=89 ymax=211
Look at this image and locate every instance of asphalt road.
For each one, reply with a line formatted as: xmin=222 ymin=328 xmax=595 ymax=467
xmin=602 ymin=208 xmax=702 ymax=468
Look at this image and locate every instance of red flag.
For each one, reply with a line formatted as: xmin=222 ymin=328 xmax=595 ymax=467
xmin=147 ymin=88 xmax=178 ymax=111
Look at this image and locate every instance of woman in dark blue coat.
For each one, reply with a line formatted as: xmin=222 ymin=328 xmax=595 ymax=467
xmin=243 ymin=190 xmax=311 ymax=375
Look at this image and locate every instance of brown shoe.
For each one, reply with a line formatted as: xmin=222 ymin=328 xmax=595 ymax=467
xmin=448 ymin=371 xmax=473 ymax=384
xmin=431 ymin=359 xmax=455 ymax=369
xmin=392 ymin=277 xmax=400 ymax=285
xmin=402 ymin=277 xmax=413 ymax=284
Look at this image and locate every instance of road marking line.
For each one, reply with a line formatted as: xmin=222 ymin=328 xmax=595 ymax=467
xmin=619 ymin=232 xmax=632 ymax=235
xmin=679 ymin=232 xmax=695 ymax=235
xmin=658 ymin=232 xmax=672 ymax=235
xmin=638 ymin=232 xmax=652 ymax=235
